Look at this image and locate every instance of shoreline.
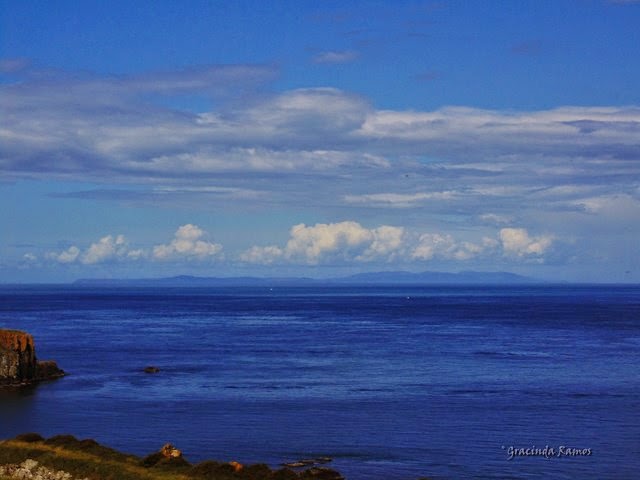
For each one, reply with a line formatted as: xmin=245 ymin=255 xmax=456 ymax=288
xmin=0 ymin=433 xmax=372 ymax=480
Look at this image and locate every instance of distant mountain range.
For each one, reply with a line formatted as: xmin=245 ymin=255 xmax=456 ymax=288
xmin=73 ymin=271 xmax=541 ymax=286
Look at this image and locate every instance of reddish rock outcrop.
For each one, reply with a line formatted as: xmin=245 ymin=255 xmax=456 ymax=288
xmin=160 ymin=443 xmax=183 ymax=459
xmin=0 ymin=329 xmax=65 ymax=387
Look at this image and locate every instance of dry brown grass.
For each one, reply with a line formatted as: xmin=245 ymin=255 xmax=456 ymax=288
xmin=0 ymin=438 xmax=192 ymax=480
xmin=0 ymin=435 xmax=338 ymax=480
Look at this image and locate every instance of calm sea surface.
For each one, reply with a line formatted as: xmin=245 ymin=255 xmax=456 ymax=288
xmin=0 ymin=285 xmax=639 ymax=479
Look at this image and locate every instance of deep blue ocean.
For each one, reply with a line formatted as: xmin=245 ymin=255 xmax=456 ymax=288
xmin=0 ymin=285 xmax=639 ymax=479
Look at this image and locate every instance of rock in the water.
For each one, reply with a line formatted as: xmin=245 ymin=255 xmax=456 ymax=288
xmin=36 ymin=360 xmax=65 ymax=381
xmin=143 ymin=366 xmax=160 ymax=373
xmin=299 ymin=466 xmax=345 ymax=480
xmin=0 ymin=329 xmax=65 ymax=387
xmin=282 ymin=457 xmax=333 ymax=468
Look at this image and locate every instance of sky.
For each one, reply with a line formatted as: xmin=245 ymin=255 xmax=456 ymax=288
xmin=1 ymin=0 xmax=639 ymax=283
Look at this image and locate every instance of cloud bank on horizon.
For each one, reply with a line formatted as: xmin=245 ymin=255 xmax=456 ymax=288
xmin=31 ymin=222 xmax=551 ymax=268
xmin=1 ymin=0 xmax=639 ymax=282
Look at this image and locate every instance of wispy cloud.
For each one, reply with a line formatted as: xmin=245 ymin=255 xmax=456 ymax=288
xmin=312 ymin=50 xmax=359 ymax=64
xmin=344 ymin=191 xmax=456 ymax=208
xmin=2 ymin=64 xmax=639 ymax=260
xmin=0 ymin=57 xmax=30 ymax=73
xmin=3 ymin=68 xmax=638 ymax=186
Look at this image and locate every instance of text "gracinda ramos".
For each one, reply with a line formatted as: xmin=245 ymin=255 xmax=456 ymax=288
xmin=503 ymin=445 xmax=592 ymax=460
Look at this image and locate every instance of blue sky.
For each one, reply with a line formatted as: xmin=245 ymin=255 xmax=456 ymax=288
xmin=1 ymin=0 xmax=639 ymax=283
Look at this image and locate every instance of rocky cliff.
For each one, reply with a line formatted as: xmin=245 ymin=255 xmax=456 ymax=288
xmin=0 ymin=329 xmax=64 ymax=386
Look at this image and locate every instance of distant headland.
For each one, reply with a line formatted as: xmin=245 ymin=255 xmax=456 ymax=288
xmin=72 ymin=270 xmax=540 ymax=287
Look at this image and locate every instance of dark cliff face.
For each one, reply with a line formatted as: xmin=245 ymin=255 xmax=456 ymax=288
xmin=0 ymin=329 xmax=64 ymax=386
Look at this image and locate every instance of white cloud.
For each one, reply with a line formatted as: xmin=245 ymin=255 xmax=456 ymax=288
xmin=344 ymin=191 xmax=456 ymax=208
xmin=44 ymin=235 xmax=131 ymax=265
xmin=241 ymin=222 xmax=557 ymax=266
xmin=33 ymin=221 xmax=557 ymax=270
xmin=133 ymin=148 xmax=387 ymax=175
xmin=3 ymin=69 xmax=639 ymax=186
xmin=55 ymin=246 xmax=80 ymax=264
xmin=312 ymin=50 xmax=359 ymax=64
xmin=2 ymin=68 xmax=638 ymax=229
xmin=572 ymin=193 xmax=640 ymax=215
xmin=358 ymin=226 xmax=405 ymax=261
xmin=499 ymin=228 xmax=553 ymax=257
xmin=153 ymin=224 xmax=223 ymax=261
xmin=82 ymin=235 xmax=129 ymax=264
xmin=41 ymin=225 xmax=224 ymax=266
xmin=479 ymin=213 xmax=513 ymax=225
xmin=1 ymin=65 xmax=636 ymax=273
xmin=239 ymin=245 xmax=284 ymax=265
xmin=284 ymin=221 xmax=374 ymax=264
xmin=410 ymin=233 xmax=496 ymax=261
xmin=126 ymin=249 xmax=146 ymax=260
xmin=241 ymin=221 xmax=405 ymax=265
xmin=357 ymin=106 xmax=640 ymax=149
xmin=22 ymin=253 xmax=37 ymax=262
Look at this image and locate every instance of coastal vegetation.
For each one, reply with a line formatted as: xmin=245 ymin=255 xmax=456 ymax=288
xmin=0 ymin=434 xmax=347 ymax=480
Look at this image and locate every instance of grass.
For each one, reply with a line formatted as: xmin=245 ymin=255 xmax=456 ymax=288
xmin=0 ymin=439 xmax=178 ymax=480
xmin=0 ymin=434 xmax=344 ymax=480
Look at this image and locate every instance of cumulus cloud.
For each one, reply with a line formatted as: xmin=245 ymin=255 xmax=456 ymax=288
xmin=239 ymin=245 xmax=284 ymax=265
xmin=33 ymin=221 xmax=556 ymax=269
xmin=241 ymin=221 xmax=405 ymax=265
xmin=242 ymin=222 xmax=554 ymax=265
xmin=499 ymin=228 xmax=553 ymax=257
xmin=42 ymin=225 xmax=224 ymax=265
xmin=55 ymin=246 xmax=81 ymax=264
xmin=2 ymin=64 xmax=637 ymax=265
xmin=82 ymin=235 xmax=129 ymax=264
xmin=412 ymin=233 xmax=456 ymax=260
xmin=45 ymin=236 xmax=133 ymax=265
xmin=358 ymin=226 xmax=405 ymax=261
xmin=152 ymin=224 xmax=223 ymax=261
xmin=284 ymin=221 xmax=375 ymax=264
xmin=411 ymin=234 xmax=497 ymax=261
